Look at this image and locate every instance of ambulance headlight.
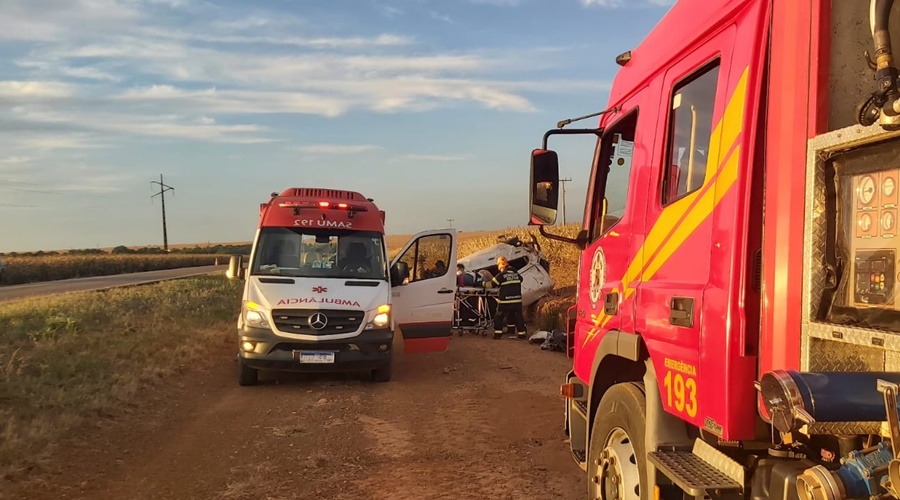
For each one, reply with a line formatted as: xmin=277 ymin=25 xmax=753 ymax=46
xmin=366 ymin=304 xmax=391 ymax=329
xmin=243 ymin=301 xmax=270 ymax=329
xmin=373 ymin=313 xmax=389 ymax=327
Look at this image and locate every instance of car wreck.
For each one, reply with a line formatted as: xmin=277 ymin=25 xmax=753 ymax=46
xmin=456 ymin=234 xmax=554 ymax=307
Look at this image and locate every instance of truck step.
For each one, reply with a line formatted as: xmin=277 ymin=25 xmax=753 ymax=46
xmin=648 ymin=439 xmax=743 ymax=497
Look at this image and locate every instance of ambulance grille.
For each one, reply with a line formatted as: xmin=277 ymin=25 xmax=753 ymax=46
xmin=271 ymin=308 xmax=364 ymax=335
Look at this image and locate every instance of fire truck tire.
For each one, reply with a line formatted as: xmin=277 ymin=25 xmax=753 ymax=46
xmin=238 ymin=358 xmax=258 ymax=386
xmin=588 ymin=382 xmax=647 ymax=500
xmin=372 ymin=357 xmax=393 ymax=382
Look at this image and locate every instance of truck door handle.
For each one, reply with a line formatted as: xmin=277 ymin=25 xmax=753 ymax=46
xmin=669 ymin=297 xmax=694 ymax=328
xmin=438 ymin=288 xmax=454 ymax=294
xmin=604 ymin=292 xmax=618 ymax=315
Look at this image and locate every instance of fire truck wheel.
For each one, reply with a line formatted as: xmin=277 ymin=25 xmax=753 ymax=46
xmin=588 ymin=382 xmax=647 ymax=500
xmin=238 ymin=358 xmax=258 ymax=386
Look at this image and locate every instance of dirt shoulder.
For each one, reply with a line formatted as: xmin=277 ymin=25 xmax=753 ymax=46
xmin=7 ymin=331 xmax=585 ymax=500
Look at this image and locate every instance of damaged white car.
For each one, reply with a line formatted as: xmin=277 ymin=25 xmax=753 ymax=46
xmin=457 ymin=234 xmax=554 ymax=307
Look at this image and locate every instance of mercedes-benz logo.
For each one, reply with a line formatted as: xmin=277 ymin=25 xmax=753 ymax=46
xmin=308 ymin=312 xmax=328 ymax=330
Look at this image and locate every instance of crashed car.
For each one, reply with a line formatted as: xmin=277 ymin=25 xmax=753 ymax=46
xmin=457 ymin=234 xmax=554 ymax=307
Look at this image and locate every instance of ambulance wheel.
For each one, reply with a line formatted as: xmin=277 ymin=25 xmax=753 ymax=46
xmin=588 ymin=382 xmax=647 ymax=500
xmin=238 ymin=358 xmax=258 ymax=386
xmin=372 ymin=356 xmax=393 ymax=383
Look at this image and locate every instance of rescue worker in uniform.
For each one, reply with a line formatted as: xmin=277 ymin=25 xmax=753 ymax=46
xmin=484 ymin=256 xmax=526 ymax=340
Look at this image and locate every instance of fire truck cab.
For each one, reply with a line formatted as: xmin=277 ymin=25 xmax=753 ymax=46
xmin=230 ymin=188 xmax=458 ymax=386
xmin=530 ymin=0 xmax=900 ymax=498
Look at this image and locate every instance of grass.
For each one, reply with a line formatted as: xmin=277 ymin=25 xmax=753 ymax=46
xmin=0 ymin=254 xmax=223 ymax=286
xmin=0 ymin=224 xmax=584 ymax=481
xmin=0 ymin=274 xmax=243 ymax=482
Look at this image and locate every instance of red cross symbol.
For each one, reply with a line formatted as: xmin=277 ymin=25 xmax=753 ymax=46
xmin=312 ymin=286 xmax=327 ymax=294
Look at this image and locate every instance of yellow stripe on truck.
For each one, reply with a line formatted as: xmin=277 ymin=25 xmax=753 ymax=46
xmin=580 ymin=67 xmax=749 ymax=348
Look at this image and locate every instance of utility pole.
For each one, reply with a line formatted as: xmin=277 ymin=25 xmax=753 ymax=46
xmin=559 ymin=177 xmax=573 ymax=225
xmin=447 ymin=218 xmax=454 ymax=228
xmin=151 ymin=174 xmax=175 ymax=252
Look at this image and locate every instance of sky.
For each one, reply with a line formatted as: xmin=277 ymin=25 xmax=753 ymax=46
xmin=0 ymin=0 xmax=673 ymax=253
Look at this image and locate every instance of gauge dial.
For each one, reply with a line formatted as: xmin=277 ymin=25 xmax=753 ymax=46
xmin=885 ymin=176 xmax=896 ymax=198
xmin=859 ymin=212 xmax=873 ymax=232
xmin=860 ymin=175 xmax=877 ymax=205
xmin=883 ymin=211 xmax=895 ymax=232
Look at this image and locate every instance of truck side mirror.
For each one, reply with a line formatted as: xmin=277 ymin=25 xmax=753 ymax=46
xmin=226 ymin=255 xmax=244 ymax=280
xmin=530 ymin=149 xmax=560 ymax=225
xmin=390 ymin=261 xmax=409 ymax=286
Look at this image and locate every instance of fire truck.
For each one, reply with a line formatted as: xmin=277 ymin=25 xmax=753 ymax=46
xmin=228 ymin=188 xmax=458 ymax=386
xmin=529 ymin=0 xmax=900 ymax=498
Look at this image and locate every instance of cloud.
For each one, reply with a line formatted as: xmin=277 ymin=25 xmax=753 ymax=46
xmin=0 ymin=0 xmax=600 ymax=151
xmin=290 ymin=144 xmax=384 ymax=154
xmin=403 ymin=154 xmax=471 ymax=162
xmin=373 ymin=2 xmax=404 ymax=17
xmin=0 ymin=0 xmax=140 ymax=42
xmin=581 ymin=0 xmax=622 ymax=6
xmin=0 ymin=81 xmax=74 ymax=99
xmin=0 ymin=159 xmax=134 ymax=195
xmin=58 ymin=66 xmax=121 ymax=82
xmin=581 ymin=0 xmax=673 ymax=6
xmin=0 ymin=156 xmax=34 ymax=165
xmin=1 ymin=105 xmax=275 ymax=144
xmin=469 ymin=0 xmax=523 ymax=5
xmin=429 ymin=12 xmax=454 ymax=24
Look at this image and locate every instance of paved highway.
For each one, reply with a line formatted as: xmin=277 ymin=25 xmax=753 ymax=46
xmin=0 ymin=265 xmax=225 ymax=303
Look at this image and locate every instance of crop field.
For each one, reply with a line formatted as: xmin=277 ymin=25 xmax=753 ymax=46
xmin=0 ymin=274 xmax=243 ymax=484
xmin=0 ymin=254 xmax=223 ymax=286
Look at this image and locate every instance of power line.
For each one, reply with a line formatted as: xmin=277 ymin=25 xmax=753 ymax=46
xmin=150 ymin=174 xmax=175 ymax=252
xmin=446 ymin=218 xmax=454 ymax=228
xmin=0 ymin=185 xmax=113 ymax=197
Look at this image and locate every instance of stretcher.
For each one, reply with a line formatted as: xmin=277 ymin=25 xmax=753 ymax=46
xmin=452 ymin=286 xmax=498 ymax=336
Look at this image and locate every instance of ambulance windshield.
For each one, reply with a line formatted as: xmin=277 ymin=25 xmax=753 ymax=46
xmin=251 ymin=227 xmax=387 ymax=280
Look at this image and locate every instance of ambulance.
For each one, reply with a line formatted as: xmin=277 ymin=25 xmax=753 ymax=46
xmin=228 ymin=187 xmax=458 ymax=386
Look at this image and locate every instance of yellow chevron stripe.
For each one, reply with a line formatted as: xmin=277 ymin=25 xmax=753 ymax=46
xmin=580 ymin=67 xmax=749 ymax=348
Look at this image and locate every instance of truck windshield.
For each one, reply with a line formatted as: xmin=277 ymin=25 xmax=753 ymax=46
xmin=251 ymin=227 xmax=387 ymax=280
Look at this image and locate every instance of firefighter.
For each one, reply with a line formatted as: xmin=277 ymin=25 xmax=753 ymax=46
xmin=485 ymin=256 xmax=526 ymax=340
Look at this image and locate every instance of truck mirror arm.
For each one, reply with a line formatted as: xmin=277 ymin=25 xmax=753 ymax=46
xmin=541 ymin=128 xmax=604 ymax=150
xmin=536 ymin=224 xmax=589 ymax=250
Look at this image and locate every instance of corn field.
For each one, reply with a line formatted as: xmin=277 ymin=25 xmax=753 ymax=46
xmin=0 ymin=254 xmax=220 ymax=286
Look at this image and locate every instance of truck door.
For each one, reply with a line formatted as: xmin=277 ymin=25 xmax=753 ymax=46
xmin=576 ymin=106 xmax=645 ymax=377
xmin=636 ymin=21 xmax=749 ymax=434
xmin=390 ymin=229 xmax=458 ymax=353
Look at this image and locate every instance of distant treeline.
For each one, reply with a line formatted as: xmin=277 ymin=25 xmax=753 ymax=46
xmin=3 ymin=244 xmax=253 ymax=258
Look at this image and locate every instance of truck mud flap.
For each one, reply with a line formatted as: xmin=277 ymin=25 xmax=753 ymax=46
xmin=399 ymin=321 xmax=452 ymax=353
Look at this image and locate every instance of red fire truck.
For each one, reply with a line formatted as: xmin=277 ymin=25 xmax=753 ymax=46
xmin=530 ymin=0 xmax=900 ymax=498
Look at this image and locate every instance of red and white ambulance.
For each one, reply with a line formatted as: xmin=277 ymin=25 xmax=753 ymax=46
xmin=229 ymin=187 xmax=458 ymax=385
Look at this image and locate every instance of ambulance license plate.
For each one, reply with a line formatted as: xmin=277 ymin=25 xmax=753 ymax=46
xmin=295 ymin=351 xmax=335 ymax=364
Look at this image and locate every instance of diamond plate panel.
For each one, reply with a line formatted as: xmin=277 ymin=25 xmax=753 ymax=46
xmin=802 ymin=125 xmax=900 ymax=371
xmin=807 ymin=337 xmax=884 ymax=372
xmin=887 ymin=350 xmax=900 ymax=371
xmin=803 ymin=139 xmax=827 ymax=324
xmin=807 ymin=421 xmax=883 ymax=435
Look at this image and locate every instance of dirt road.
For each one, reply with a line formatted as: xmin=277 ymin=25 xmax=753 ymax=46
xmin=0 ymin=265 xmax=224 ymax=303
xmin=10 ymin=331 xmax=585 ymax=500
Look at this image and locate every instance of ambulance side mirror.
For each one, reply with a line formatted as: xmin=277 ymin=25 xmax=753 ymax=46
xmin=530 ymin=149 xmax=559 ymax=225
xmin=390 ymin=261 xmax=409 ymax=287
